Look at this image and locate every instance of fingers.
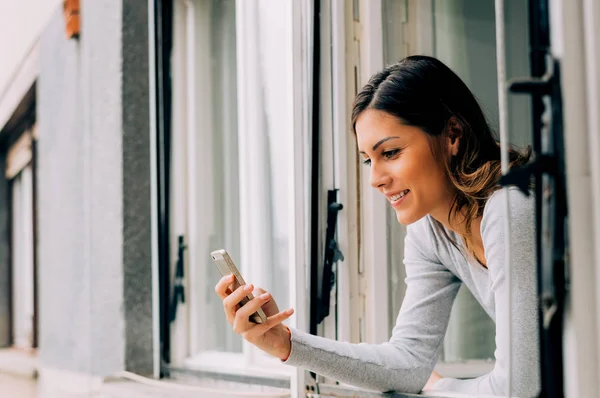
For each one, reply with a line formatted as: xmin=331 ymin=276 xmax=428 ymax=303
xmin=223 ymin=283 xmax=254 ymax=323
xmin=216 ymin=277 xmax=294 ymax=343
xmin=234 ymin=291 xmax=271 ymax=324
xmin=215 ymin=274 xmax=235 ymax=299
xmin=244 ymin=308 xmax=295 ymax=339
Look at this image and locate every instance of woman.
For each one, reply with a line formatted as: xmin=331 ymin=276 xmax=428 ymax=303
xmin=215 ymin=55 xmax=540 ymax=396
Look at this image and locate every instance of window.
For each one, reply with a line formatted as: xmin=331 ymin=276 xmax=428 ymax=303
xmin=166 ymin=0 xmax=309 ymax=384
xmin=6 ymin=129 xmax=36 ymax=350
xmin=169 ymin=0 xmax=242 ymax=360
xmin=380 ymin=0 xmax=532 ymax=372
xmin=157 ymin=0 xmax=536 ymax=394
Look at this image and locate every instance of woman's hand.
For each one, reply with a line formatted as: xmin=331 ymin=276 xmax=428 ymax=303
xmin=422 ymin=370 xmax=443 ymax=392
xmin=215 ymin=274 xmax=295 ymax=360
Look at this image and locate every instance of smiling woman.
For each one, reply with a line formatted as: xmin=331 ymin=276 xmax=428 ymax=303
xmin=356 ymin=112 xmax=455 ymax=227
xmin=352 ymin=56 xmax=531 ymax=260
xmin=215 ymin=55 xmax=540 ymax=396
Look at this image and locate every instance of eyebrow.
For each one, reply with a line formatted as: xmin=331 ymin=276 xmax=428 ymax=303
xmin=358 ymin=136 xmax=401 ymax=154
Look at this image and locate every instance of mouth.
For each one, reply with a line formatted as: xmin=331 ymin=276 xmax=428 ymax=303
xmin=387 ymin=190 xmax=410 ymax=207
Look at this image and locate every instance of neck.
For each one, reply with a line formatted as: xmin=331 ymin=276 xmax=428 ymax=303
xmin=429 ymin=202 xmax=481 ymax=240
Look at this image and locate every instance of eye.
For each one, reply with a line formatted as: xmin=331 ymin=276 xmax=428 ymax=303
xmin=382 ymin=149 xmax=401 ymax=159
xmin=361 ymin=158 xmax=372 ymax=166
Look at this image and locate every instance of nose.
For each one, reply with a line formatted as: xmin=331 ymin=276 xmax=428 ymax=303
xmin=369 ymin=163 xmax=392 ymax=189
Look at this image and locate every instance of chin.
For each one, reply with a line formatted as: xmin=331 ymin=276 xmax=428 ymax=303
xmin=395 ymin=209 xmax=425 ymax=226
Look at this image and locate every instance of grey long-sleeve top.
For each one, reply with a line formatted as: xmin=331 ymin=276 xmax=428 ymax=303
xmin=283 ymin=188 xmax=541 ymax=397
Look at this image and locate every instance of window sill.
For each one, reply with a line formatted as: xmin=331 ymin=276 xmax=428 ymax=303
xmin=0 ymin=348 xmax=38 ymax=379
xmin=434 ymin=361 xmax=494 ymax=379
xmin=179 ymin=351 xmax=291 ymax=389
xmin=315 ymin=382 xmax=494 ymax=398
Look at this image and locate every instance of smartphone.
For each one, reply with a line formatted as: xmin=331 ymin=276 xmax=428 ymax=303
xmin=211 ymin=249 xmax=268 ymax=324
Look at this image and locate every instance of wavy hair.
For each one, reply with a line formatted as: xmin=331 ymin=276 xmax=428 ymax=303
xmin=351 ymin=55 xmax=531 ymax=259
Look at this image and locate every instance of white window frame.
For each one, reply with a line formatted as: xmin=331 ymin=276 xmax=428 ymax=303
xmin=9 ymin=163 xmax=35 ymax=350
xmin=166 ymin=2 xmax=313 ymax=394
xmin=330 ymin=0 xmax=362 ymax=345
xmin=168 ymin=0 xmax=192 ymax=367
xmin=559 ymin=0 xmax=600 ymax=396
xmin=315 ymin=0 xmax=337 ymax=342
xmin=313 ymin=0 xmax=362 ymax=346
xmin=355 ymin=0 xmax=392 ymax=345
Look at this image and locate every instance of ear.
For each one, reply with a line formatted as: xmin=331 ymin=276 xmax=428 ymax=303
xmin=446 ymin=117 xmax=462 ymax=156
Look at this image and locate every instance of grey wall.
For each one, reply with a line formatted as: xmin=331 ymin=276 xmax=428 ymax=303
xmin=122 ymin=0 xmax=153 ymax=376
xmin=38 ymin=0 xmax=153 ymax=376
xmin=38 ymin=5 xmax=91 ymax=373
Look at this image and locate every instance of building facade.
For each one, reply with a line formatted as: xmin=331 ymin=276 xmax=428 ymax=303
xmin=0 ymin=0 xmax=599 ymax=397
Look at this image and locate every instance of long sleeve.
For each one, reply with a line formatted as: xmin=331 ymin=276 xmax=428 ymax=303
xmin=283 ymin=219 xmax=461 ymax=394
xmin=431 ymin=189 xmax=541 ymax=396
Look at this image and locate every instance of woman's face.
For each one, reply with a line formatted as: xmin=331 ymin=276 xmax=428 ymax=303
xmin=355 ymin=109 xmax=457 ymax=225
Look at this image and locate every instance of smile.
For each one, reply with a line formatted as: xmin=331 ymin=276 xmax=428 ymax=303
xmin=389 ymin=190 xmax=410 ymax=206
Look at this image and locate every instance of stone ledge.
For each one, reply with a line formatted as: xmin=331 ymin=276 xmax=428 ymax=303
xmin=0 ymin=348 xmax=38 ymax=379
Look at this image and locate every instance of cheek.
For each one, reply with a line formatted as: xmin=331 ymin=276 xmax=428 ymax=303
xmin=394 ymin=152 xmax=443 ymax=185
xmin=402 ymin=153 xmax=448 ymax=196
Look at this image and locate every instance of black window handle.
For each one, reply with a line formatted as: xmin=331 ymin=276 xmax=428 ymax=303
xmin=169 ymin=235 xmax=186 ymax=323
xmin=316 ymin=190 xmax=344 ymax=325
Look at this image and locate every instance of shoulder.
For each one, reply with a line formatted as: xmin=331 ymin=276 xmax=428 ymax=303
xmin=482 ymin=187 xmax=534 ymax=235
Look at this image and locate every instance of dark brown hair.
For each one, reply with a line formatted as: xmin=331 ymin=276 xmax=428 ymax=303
xmin=351 ymin=55 xmax=531 ymax=258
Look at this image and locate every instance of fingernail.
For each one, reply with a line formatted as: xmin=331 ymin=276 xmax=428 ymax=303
xmin=285 ymin=308 xmax=294 ymax=314
xmin=260 ymin=292 xmax=270 ymax=299
xmin=244 ymin=284 xmax=253 ymax=292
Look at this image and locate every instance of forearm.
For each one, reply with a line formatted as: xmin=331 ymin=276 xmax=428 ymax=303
xmin=282 ymin=328 xmax=434 ymax=394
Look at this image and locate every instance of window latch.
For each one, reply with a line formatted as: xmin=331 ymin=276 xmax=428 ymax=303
xmin=169 ymin=235 xmax=186 ymax=323
xmin=316 ymin=190 xmax=344 ymax=325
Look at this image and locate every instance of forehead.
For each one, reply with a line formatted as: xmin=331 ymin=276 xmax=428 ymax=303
xmin=355 ymin=109 xmax=421 ymax=150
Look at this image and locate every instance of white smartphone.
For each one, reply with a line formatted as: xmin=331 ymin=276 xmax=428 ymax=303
xmin=211 ymin=249 xmax=268 ymax=324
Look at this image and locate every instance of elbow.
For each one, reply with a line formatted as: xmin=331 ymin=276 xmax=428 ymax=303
xmin=377 ymin=365 xmax=432 ymax=394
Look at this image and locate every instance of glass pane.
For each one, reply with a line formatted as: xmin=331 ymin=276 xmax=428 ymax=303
xmin=173 ymin=0 xmax=292 ymax=358
xmin=382 ymin=0 xmax=531 ymax=361
xmin=433 ymin=0 xmax=531 ymax=362
xmin=199 ymin=0 xmax=242 ymax=353
xmin=171 ymin=0 xmax=242 ymax=354
xmin=235 ymin=0 xmax=290 ymax=314
xmin=433 ymin=0 xmax=498 ymax=362
xmin=382 ymin=0 xmax=408 ymax=66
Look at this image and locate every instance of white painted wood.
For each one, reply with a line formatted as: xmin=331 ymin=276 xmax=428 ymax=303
xmin=318 ymin=0 xmax=338 ymax=342
xmin=581 ymin=0 xmax=600 ymax=388
xmin=356 ymin=0 xmax=391 ymax=345
xmin=557 ymin=0 xmax=600 ymax=396
xmin=11 ymin=166 xmax=34 ymax=350
xmin=147 ymin=0 xmax=161 ymax=378
xmin=185 ymin=351 xmax=291 ymax=379
xmin=168 ymin=0 xmax=190 ymax=366
xmin=184 ymin=0 xmax=199 ymax=357
xmin=287 ymin=0 xmax=312 ymax=395
xmin=331 ymin=0 xmax=361 ymax=345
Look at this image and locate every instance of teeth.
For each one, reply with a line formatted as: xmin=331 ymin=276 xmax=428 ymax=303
xmin=391 ymin=190 xmax=409 ymax=202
